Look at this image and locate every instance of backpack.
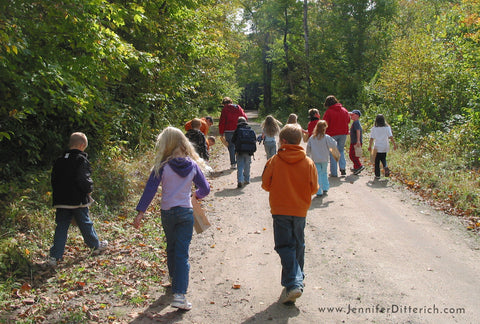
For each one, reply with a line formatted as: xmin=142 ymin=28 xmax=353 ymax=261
xmin=235 ymin=127 xmax=257 ymax=154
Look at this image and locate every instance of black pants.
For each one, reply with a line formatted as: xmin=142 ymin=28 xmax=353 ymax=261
xmin=374 ymin=152 xmax=387 ymax=177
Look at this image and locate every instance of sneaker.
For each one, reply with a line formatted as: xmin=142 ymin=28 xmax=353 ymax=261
xmin=237 ymin=182 xmax=243 ymax=188
xmin=329 ymin=174 xmax=338 ymax=178
xmin=316 ymin=192 xmax=323 ymax=197
xmin=283 ymin=287 xmax=303 ymax=304
xmin=93 ymin=240 xmax=108 ymax=254
xmin=384 ymin=167 xmax=390 ymax=177
xmin=374 ymin=176 xmax=381 ymax=180
xmin=340 ymin=169 xmax=346 ymax=176
xmin=230 ymin=164 xmax=237 ymax=169
xmin=47 ymin=257 xmax=58 ymax=267
xmin=244 ymin=181 xmax=250 ymax=185
xmin=171 ymin=293 xmax=192 ymax=310
xmin=353 ymin=165 xmax=365 ymax=175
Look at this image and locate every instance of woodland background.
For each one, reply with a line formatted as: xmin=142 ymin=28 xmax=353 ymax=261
xmin=1 ymin=0 xmax=480 ymax=293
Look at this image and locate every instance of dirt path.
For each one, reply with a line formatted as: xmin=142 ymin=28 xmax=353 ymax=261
xmin=132 ymin=113 xmax=480 ymax=324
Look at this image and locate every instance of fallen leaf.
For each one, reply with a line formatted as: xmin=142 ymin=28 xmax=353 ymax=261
xmin=232 ymin=284 xmax=241 ymax=289
xmin=20 ymin=283 xmax=32 ymax=293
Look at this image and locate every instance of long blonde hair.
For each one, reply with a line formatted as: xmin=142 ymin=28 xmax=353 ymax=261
xmin=152 ymin=127 xmax=206 ymax=176
xmin=313 ymin=120 xmax=328 ymax=139
xmin=261 ymin=115 xmax=282 ymax=137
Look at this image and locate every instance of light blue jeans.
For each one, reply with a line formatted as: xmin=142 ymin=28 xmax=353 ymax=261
xmin=264 ymin=141 xmax=277 ymax=160
xmin=330 ymin=135 xmax=347 ymax=176
xmin=50 ymin=207 xmax=100 ymax=260
xmin=224 ymin=131 xmax=236 ymax=165
xmin=315 ymin=162 xmax=329 ymax=195
xmin=161 ymin=207 xmax=194 ymax=294
xmin=273 ymin=215 xmax=306 ymax=291
xmin=236 ymin=152 xmax=251 ymax=183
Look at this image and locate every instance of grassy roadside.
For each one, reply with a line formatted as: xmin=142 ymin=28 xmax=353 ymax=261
xmin=0 ymin=132 xmax=479 ymax=322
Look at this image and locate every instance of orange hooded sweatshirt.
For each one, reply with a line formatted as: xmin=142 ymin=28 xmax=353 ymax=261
xmin=262 ymin=144 xmax=319 ymax=217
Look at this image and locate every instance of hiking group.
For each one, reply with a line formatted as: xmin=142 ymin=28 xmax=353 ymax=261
xmin=47 ymin=95 xmax=396 ymax=311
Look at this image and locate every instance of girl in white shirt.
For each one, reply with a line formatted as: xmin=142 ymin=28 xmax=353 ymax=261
xmin=368 ymin=114 xmax=397 ymax=179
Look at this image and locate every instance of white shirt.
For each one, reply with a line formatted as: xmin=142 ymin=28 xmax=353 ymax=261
xmin=370 ymin=126 xmax=393 ymax=153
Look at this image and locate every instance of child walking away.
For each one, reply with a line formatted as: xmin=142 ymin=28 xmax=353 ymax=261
xmin=261 ymin=124 xmax=319 ymax=305
xmin=307 ymin=120 xmax=338 ymax=197
xmin=185 ymin=118 xmax=209 ymax=160
xmin=368 ymin=114 xmax=397 ymax=179
xmin=49 ymin=132 xmax=108 ymax=266
xmin=232 ymin=117 xmax=257 ymax=188
xmin=307 ymin=108 xmax=321 ymax=138
xmin=349 ymin=110 xmax=365 ymax=175
xmin=134 ymin=127 xmax=210 ymax=311
xmin=261 ymin=115 xmax=283 ymax=160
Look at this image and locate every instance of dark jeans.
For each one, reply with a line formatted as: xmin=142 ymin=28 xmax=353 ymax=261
xmin=375 ymin=152 xmax=387 ymax=177
xmin=161 ymin=207 xmax=194 ymax=294
xmin=224 ymin=131 xmax=236 ymax=165
xmin=273 ymin=215 xmax=306 ymax=290
xmin=50 ymin=207 xmax=100 ymax=260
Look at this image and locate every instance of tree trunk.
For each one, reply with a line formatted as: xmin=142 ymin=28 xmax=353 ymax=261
xmin=263 ymin=32 xmax=272 ymax=114
xmin=303 ymin=0 xmax=310 ymax=91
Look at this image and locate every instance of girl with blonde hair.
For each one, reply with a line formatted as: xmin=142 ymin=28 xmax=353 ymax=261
xmin=134 ymin=127 xmax=210 ymax=311
xmin=261 ymin=115 xmax=283 ymax=160
xmin=286 ymin=113 xmax=309 ymax=141
xmin=306 ymin=120 xmax=338 ymax=196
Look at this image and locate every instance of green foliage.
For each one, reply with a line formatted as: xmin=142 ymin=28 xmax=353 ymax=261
xmin=0 ymin=0 xmax=241 ymax=181
xmin=363 ymin=0 xmax=480 ymax=167
xmin=0 ymin=239 xmax=31 ymax=280
xmin=391 ymin=122 xmax=480 ymax=218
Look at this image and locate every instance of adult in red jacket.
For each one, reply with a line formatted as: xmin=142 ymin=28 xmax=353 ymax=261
xmin=322 ymin=95 xmax=350 ymax=177
xmin=219 ymin=97 xmax=248 ymax=169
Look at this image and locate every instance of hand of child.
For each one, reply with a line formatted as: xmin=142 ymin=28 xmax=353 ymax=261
xmin=133 ymin=212 xmax=144 ymax=229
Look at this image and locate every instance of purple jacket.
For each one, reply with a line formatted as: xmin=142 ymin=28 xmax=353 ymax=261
xmin=136 ymin=157 xmax=210 ymax=212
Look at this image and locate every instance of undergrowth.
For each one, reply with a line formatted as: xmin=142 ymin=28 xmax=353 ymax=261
xmin=388 ymin=126 xmax=480 ymax=231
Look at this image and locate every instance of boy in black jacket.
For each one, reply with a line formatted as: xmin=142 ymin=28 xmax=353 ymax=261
xmin=232 ymin=117 xmax=256 ymax=188
xmin=185 ymin=118 xmax=209 ymax=160
xmin=49 ymin=132 xmax=107 ymax=266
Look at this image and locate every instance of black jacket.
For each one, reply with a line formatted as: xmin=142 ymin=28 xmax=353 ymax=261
xmin=51 ymin=149 xmax=93 ymax=207
xmin=185 ymin=129 xmax=209 ymax=160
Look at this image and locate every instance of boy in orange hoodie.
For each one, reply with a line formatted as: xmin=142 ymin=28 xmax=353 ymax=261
xmin=261 ymin=123 xmax=319 ymax=304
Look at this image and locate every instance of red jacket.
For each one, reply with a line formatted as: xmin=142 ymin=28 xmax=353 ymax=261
xmin=219 ymin=104 xmax=247 ymax=134
xmin=323 ymin=103 xmax=350 ymax=136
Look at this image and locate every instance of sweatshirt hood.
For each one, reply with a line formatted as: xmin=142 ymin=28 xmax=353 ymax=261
xmin=225 ymin=104 xmax=239 ymax=113
xmin=65 ymin=149 xmax=88 ymax=158
xmin=277 ymin=144 xmax=306 ymax=164
xmin=328 ymin=103 xmax=344 ymax=110
xmin=167 ymin=157 xmax=195 ymax=177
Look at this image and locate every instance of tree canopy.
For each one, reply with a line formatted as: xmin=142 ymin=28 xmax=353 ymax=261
xmin=1 ymin=0 xmax=479 ymax=181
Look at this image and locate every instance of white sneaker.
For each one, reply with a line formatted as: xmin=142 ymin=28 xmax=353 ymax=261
xmin=93 ymin=240 xmax=108 ymax=254
xmin=47 ymin=257 xmax=58 ymax=266
xmin=171 ymin=293 xmax=192 ymax=310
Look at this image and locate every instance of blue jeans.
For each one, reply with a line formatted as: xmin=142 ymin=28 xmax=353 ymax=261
xmin=273 ymin=215 xmax=306 ymax=290
xmin=315 ymin=162 xmax=329 ymax=194
xmin=330 ymin=135 xmax=347 ymax=176
xmin=50 ymin=207 xmax=100 ymax=260
xmin=236 ymin=153 xmax=251 ymax=183
xmin=161 ymin=207 xmax=194 ymax=294
xmin=224 ymin=131 xmax=236 ymax=165
xmin=264 ymin=141 xmax=277 ymax=160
